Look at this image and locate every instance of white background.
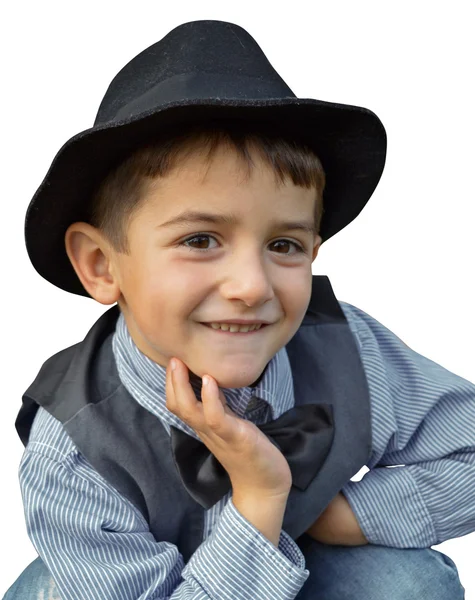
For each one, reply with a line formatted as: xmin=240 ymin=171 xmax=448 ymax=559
xmin=1 ymin=0 xmax=474 ymax=597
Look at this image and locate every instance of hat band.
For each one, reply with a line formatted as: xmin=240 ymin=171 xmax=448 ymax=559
xmin=102 ymin=72 xmax=296 ymax=125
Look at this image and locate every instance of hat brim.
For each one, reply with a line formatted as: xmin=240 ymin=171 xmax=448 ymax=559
xmin=24 ymin=97 xmax=387 ymax=297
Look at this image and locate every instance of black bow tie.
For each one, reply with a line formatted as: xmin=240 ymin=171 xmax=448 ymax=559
xmin=170 ymin=403 xmax=334 ymax=509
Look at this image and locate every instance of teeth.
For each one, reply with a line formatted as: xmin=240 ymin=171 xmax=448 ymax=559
xmin=209 ymin=322 xmax=263 ymax=333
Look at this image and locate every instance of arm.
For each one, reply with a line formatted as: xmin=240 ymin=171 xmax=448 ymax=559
xmin=305 ymin=492 xmax=368 ymax=546
xmin=20 ymin=446 xmax=309 ymax=600
xmin=336 ymin=301 xmax=475 ymax=548
xmin=232 ymin=488 xmax=289 ymax=547
xmin=341 ymin=452 xmax=475 ymax=548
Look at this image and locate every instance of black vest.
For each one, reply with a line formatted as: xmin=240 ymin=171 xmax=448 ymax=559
xmin=16 ymin=275 xmax=372 ymax=563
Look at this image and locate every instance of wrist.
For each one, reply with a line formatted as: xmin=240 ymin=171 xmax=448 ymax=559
xmin=232 ymin=490 xmax=289 ymax=547
xmin=232 ymin=485 xmax=290 ymax=505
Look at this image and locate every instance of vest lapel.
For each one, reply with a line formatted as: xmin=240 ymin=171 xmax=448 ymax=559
xmin=283 ymin=276 xmax=372 ymax=537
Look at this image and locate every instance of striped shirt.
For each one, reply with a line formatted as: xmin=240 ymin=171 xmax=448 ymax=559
xmin=19 ymin=301 xmax=475 ymax=600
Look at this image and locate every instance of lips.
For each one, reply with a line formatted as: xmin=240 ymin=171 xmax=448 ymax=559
xmin=200 ymin=322 xmax=268 ymax=334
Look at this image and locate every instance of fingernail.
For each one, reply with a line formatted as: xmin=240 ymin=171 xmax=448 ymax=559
xmin=171 ymin=359 xmax=177 ymax=371
xmin=203 ymin=375 xmax=209 ymax=386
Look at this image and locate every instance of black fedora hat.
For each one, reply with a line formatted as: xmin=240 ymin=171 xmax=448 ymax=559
xmin=25 ymin=19 xmax=387 ymax=298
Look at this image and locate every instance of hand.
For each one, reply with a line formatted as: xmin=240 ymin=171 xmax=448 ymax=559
xmin=166 ymin=357 xmax=292 ymax=498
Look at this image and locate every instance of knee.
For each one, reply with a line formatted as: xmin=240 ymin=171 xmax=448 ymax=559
xmin=295 ymin=539 xmax=465 ymax=600
xmin=2 ymin=557 xmax=59 ymax=600
xmin=360 ymin=547 xmax=465 ymax=600
xmin=392 ymin=549 xmax=465 ymax=600
xmin=381 ymin=572 xmax=464 ymax=600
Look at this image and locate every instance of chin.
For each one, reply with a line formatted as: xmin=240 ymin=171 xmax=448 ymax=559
xmin=206 ymin=365 xmax=266 ymax=390
xmin=187 ymin=364 xmax=260 ymax=389
xmin=218 ymin=376 xmax=258 ymax=389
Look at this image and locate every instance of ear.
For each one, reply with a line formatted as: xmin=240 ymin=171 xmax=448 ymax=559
xmin=311 ymin=235 xmax=322 ymax=262
xmin=64 ymin=222 xmax=121 ymax=305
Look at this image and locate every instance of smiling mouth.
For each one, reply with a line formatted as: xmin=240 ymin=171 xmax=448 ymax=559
xmin=199 ymin=323 xmax=269 ymax=335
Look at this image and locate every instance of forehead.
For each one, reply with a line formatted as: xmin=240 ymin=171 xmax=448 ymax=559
xmin=133 ymin=150 xmax=317 ymax=239
xmin=144 ymin=143 xmax=316 ymax=209
xmin=161 ymin=141 xmax=282 ymax=185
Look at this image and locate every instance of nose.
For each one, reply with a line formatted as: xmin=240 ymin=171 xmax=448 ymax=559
xmin=221 ymin=247 xmax=275 ymax=307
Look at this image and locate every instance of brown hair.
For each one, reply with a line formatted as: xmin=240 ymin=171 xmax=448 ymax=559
xmin=89 ymin=120 xmax=326 ymax=254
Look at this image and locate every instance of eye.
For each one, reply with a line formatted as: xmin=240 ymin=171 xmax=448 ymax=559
xmin=179 ymin=233 xmax=306 ymax=255
xmin=270 ymin=239 xmax=305 ymax=254
xmin=180 ymin=234 xmax=219 ymax=251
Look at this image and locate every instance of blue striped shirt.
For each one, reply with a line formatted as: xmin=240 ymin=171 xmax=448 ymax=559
xmin=19 ymin=301 xmax=475 ymax=600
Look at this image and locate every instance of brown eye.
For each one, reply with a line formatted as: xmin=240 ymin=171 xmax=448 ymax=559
xmin=179 ymin=234 xmax=305 ymax=255
xmin=271 ymin=240 xmax=305 ymax=254
xmin=185 ymin=235 xmax=212 ymax=249
xmin=180 ymin=234 xmax=218 ymax=251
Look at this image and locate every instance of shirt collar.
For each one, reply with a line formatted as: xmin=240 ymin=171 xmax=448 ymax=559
xmin=112 ymin=311 xmax=294 ymax=437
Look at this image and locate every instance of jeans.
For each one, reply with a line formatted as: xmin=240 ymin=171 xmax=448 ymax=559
xmin=295 ymin=534 xmax=465 ymax=599
xmin=3 ymin=534 xmax=465 ymax=599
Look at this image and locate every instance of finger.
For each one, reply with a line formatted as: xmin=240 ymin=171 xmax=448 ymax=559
xmin=169 ymin=359 xmax=205 ymax=428
xmin=217 ymin=387 xmax=229 ymax=409
xmin=201 ymin=377 xmax=240 ymax=444
xmin=201 ymin=376 xmax=225 ymax=429
xmin=165 ymin=359 xmax=177 ymax=412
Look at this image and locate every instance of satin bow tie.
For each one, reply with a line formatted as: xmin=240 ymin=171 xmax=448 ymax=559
xmin=170 ymin=403 xmax=334 ymax=509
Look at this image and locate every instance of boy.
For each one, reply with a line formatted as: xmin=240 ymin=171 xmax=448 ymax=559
xmin=4 ymin=19 xmax=473 ymax=600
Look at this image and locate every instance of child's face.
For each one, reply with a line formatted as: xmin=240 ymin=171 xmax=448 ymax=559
xmin=109 ymin=144 xmax=321 ymax=388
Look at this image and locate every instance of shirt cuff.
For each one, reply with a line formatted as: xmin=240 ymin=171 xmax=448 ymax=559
xmin=183 ymin=497 xmax=309 ymax=599
xmin=341 ymin=466 xmax=437 ymax=548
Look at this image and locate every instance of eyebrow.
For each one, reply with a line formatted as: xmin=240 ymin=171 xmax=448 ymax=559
xmin=156 ymin=210 xmax=318 ymax=236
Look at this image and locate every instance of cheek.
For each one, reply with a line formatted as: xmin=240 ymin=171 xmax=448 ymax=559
xmin=133 ymin=270 xmax=198 ymax=327
xmin=161 ymin=262 xmax=211 ymax=306
xmin=279 ymin=276 xmax=312 ymax=309
xmin=166 ymin=260 xmax=206 ymax=286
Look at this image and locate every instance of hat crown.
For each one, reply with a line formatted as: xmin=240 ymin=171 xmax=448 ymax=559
xmin=95 ymin=20 xmax=295 ymax=125
xmin=24 ymin=19 xmax=387 ymax=298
